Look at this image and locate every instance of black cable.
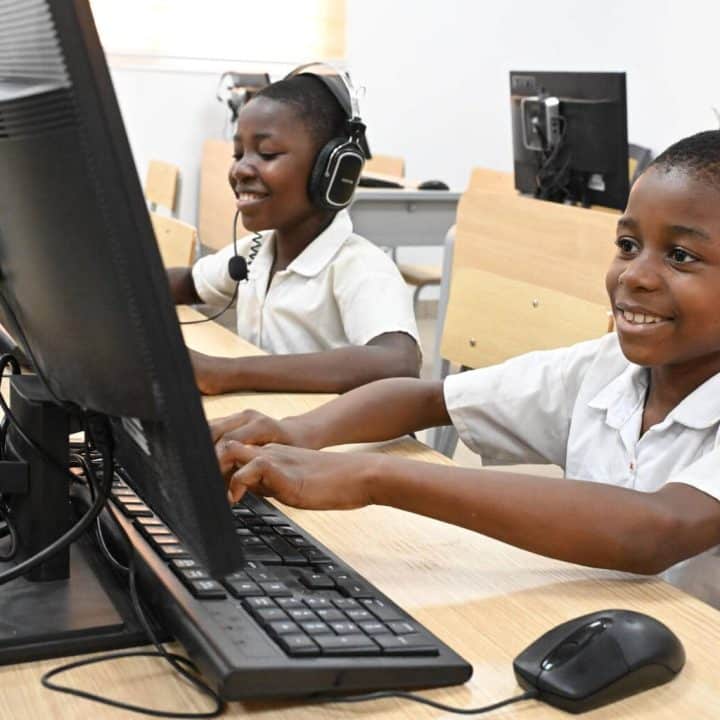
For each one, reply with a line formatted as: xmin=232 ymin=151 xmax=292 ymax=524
xmin=41 ymin=551 xmax=226 ymax=717
xmin=318 ymin=687 xmax=539 ymax=715
xmin=0 ymin=502 xmax=18 ymax=560
xmin=180 ymin=210 xmax=261 ymax=326
xmin=0 ymin=414 xmax=113 ymax=587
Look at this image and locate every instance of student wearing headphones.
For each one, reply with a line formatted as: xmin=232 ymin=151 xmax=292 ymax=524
xmin=168 ymin=66 xmax=420 ymax=394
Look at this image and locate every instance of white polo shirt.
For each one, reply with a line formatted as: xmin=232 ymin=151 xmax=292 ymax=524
xmin=192 ymin=211 xmax=419 ymax=354
xmin=444 ymin=332 xmax=720 ymax=606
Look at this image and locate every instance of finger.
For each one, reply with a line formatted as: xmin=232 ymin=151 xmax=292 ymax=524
xmin=209 ymin=411 xmax=257 ymax=443
xmin=215 ymin=439 xmax=263 ymax=476
xmin=227 ymin=457 xmax=270 ymax=504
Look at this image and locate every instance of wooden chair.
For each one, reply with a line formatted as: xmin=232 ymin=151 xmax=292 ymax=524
xmin=145 ymin=160 xmax=180 ymax=215
xmin=431 ymin=189 xmax=617 ymax=456
xmin=150 ymin=213 xmax=197 ymax=267
xmin=364 ymin=154 xmax=405 ymax=177
xmin=400 ymin=167 xmax=515 ymax=315
xmin=199 ymin=139 xmax=247 ymax=252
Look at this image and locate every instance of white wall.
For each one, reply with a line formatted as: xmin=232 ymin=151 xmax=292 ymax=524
xmin=109 ymin=0 xmax=720 ymax=236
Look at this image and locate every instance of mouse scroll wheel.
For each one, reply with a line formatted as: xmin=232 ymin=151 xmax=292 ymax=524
xmin=541 ymin=642 xmax=579 ymax=670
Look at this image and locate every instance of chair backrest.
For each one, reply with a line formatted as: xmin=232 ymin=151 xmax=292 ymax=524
xmin=364 ymin=154 xmax=405 ymax=177
xmin=440 ymin=190 xmax=618 ymax=369
xmin=150 ymin=213 xmax=197 ymax=267
xmin=199 ymin=139 xmax=247 ymax=252
xmin=467 ymin=166 xmax=515 ymax=193
xmin=145 ymin=160 xmax=180 ymax=214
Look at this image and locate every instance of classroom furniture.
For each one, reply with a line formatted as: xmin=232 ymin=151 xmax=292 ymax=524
xmin=431 ymin=190 xmax=618 ymax=456
xmin=5 ymin=305 xmax=720 ymax=718
xmin=364 ymin=153 xmax=405 ymax=177
xmin=398 ymin=168 xmax=516 ymax=312
xmin=144 ymin=159 xmax=180 ymax=216
xmin=198 ymin=139 xmax=244 ymax=252
xmin=149 ymin=213 xmax=197 ymax=267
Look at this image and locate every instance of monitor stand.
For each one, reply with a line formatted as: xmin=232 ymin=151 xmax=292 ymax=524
xmin=0 ymin=531 xmax=149 ymax=664
xmin=0 ymin=375 xmax=154 ymax=664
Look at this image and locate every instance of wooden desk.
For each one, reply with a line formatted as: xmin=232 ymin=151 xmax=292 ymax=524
xmin=4 ymin=310 xmax=720 ymax=718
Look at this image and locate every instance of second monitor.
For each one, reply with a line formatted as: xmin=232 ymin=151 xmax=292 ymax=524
xmin=510 ymin=71 xmax=629 ymax=210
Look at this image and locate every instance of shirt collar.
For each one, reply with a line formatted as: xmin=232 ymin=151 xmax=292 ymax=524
xmin=286 ymin=210 xmax=354 ymax=278
xmin=588 ymin=362 xmax=720 ymax=431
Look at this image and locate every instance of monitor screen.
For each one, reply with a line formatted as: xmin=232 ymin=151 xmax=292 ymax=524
xmin=0 ymin=0 xmax=239 ymax=578
xmin=509 ymin=71 xmax=629 ymax=210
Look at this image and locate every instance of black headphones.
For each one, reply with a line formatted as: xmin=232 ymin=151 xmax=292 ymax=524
xmin=285 ymin=62 xmax=369 ymax=211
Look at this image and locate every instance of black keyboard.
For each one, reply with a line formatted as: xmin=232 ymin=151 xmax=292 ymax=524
xmin=108 ymin=474 xmax=473 ymax=700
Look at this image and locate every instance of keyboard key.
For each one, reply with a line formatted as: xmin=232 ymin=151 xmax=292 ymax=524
xmin=299 ymin=572 xmax=335 ymax=590
xmin=374 ymin=633 xmax=439 ymax=656
xmin=260 ymin=515 xmax=287 ymax=526
xmin=387 ymin=621 xmax=417 ymax=635
xmin=329 ymin=621 xmax=360 ymax=635
xmin=225 ymin=580 xmax=264 ymax=598
xmin=335 ymin=580 xmax=374 ymax=599
xmin=156 ymin=544 xmax=190 ymax=559
xmin=304 ymin=597 xmax=332 ymax=610
xmin=189 ymin=580 xmax=226 ymax=599
xmin=299 ymin=621 xmax=333 ymax=636
xmin=171 ymin=558 xmax=202 ymax=571
xmin=268 ymin=620 xmax=301 ymax=636
xmin=262 ymin=536 xmax=308 ymax=565
xmin=276 ymin=597 xmax=303 ymax=610
xmin=333 ymin=598 xmax=361 ymax=611
xmin=243 ymin=597 xmax=276 ymax=611
xmin=258 ymin=582 xmax=292 ymax=597
xmin=345 ymin=609 xmax=374 ymax=623
xmin=361 ymin=599 xmax=403 ymax=622
xmin=315 ymin=608 xmax=345 ymax=623
xmin=179 ymin=568 xmax=210 ymax=582
xmin=315 ymin=634 xmax=381 ymax=656
xmin=275 ymin=633 xmax=320 ymax=657
xmin=358 ymin=621 xmax=390 ymax=636
xmin=136 ymin=516 xmax=164 ymax=527
xmin=254 ymin=608 xmax=289 ymax=624
xmin=300 ymin=548 xmax=333 ymax=564
xmin=287 ymin=608 xmax=317 ymax=623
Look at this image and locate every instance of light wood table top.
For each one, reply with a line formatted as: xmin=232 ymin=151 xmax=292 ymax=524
xmin=3 ymin=308 xmax=720 ymax=719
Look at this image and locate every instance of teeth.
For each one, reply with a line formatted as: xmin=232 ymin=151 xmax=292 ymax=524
xmin=238 ymin=192 xmax=264 ymax=201
xmin=621 ymin=309 xmax=664 ymax=325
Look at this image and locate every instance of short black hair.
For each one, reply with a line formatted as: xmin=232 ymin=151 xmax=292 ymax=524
xmin=253 ymin=74 xmax=347 ymax=151
xmin=649 ymin=129 xmax=720 ymax=190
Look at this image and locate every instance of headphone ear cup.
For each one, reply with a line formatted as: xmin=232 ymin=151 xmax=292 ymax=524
xmin=308 ymin=138 xmax=345 ymax=209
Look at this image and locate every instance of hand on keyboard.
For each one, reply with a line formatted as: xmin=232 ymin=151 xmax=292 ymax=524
xmin=210 ymin=409 xmax=306 ymax=448
xmin=217 ymin=442 xmax=378 ymax=510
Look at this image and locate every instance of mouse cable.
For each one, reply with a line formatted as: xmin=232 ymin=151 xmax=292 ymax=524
xmin=179 ymin=210 xmax=261 ymax=326
xmin=317 ymin=687 xmax=539 ymax=715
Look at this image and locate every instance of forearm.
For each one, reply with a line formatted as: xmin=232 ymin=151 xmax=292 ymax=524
xmin=209 ymin=341 xmax=417 ymax=393
xmin=368 ymin=458 xmax=695 ymax=574
xmin=288 ymin=377 xmax=450 ymax=449
xmin=167 ymin=267 xmax=201 ymax=305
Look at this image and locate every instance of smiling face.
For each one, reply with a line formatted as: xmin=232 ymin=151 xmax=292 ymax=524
xmin=228 ymin=96 xmax=326 ymax=234
xmin=605 ymin=166 xmax=720 ymax=378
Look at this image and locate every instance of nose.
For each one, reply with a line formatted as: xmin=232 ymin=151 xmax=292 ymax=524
xmin=228 ymin=156 xmax=258 ymax=191
xmin=617 ymin=250 xmax=663 ymax=292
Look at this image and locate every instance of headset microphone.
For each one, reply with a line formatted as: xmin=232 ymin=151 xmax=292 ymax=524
xmin=227 ymin=255 xmax=248 ymax=281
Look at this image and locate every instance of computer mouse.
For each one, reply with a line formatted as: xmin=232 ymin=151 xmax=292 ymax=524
xmin=417 ymin=179 xmax=450 ymax=190
xmin=513 ymin=609 xmax=685 ymax=714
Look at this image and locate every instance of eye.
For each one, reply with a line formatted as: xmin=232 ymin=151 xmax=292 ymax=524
xmin=669 ymin=246 xmax=697 ymax=264
xmin=614 ymin=236 xmax=638 ymax=255
xmin=259 ymin=152 xmax=280 ymax=161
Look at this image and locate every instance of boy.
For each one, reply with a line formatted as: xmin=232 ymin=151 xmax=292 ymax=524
xmin=169 ymin=70 xmax=420 ymax=394
xmin=212 ymin=130 xmax=720 ymax=607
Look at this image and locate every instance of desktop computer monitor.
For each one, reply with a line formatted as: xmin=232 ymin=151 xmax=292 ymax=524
xmin=0 ymin=0 xmax=241 ymax=657
xmin=509 ymin=71 xmax=629 ymax=210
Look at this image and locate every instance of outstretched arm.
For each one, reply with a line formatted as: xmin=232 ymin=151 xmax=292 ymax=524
xmin=190 ymin=331 xmax=421 ymax=395
xmin=216 ymin=442 xmax=720 ymax=575
xmin=210 ymin=377 xmax=450 ymax=449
